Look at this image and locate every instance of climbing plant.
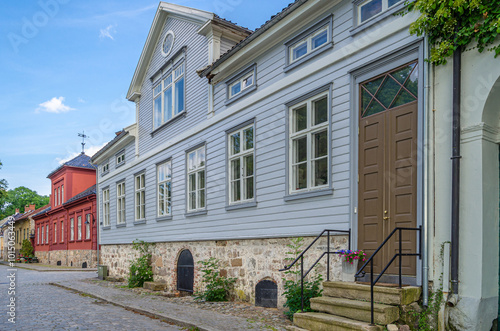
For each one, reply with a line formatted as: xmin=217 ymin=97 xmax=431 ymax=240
xmin=401 ymin=0 xmax=500 ymax=65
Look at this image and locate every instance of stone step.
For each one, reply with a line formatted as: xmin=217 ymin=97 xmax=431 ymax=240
xmin=294 ymin=312 xmax=383 ymax=331
xmin=323 ymin=281 xmax=421 ymax=305
xmin=310 ymin=296 xmax=399 ymax=325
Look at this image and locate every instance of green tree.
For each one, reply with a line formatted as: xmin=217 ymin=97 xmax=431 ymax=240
xmin=0 ymin=160 xmax=8 ymax=199
xmin=0 ymin=186 xmax=49 ymax=219
xmin=20 ymin=239 xmax=34 ymax=257
xmin=402 ymin=0 xmax=500 ymax=65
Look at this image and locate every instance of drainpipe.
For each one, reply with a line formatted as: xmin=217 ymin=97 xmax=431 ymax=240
xmin=450 ymin=44 xmax=461 ymax=296
xmin=422 ymin=35 xmax=430 ymax=307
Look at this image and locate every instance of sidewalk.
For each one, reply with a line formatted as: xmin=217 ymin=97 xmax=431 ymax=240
xmin=53 ymin=278 xmax=289 ymax=331
xmin=0 ymin=261 xmax=97 ymax=272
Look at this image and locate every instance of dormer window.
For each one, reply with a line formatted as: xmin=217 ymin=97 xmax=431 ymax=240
xmin=116 ymin=151 xmax=125 ymax=167
xmin=153 ymin=62 xmax=185 ymax=129
xmin=357 ymin=0 xmax=403 ymax=24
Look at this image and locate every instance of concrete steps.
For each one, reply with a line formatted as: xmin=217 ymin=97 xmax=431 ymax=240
xmin=292 ymin=281 xmax=421 ymax=331
xmin=294 ymin=312 xmax=383 ymax=331
xmin=310 ymin=296 xmax=399 ymax=324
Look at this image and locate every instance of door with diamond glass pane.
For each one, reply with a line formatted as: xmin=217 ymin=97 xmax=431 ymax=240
xmin=358 ymin=61 xmax=418 ymax=276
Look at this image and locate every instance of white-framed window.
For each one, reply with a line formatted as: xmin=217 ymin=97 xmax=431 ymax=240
xmin=357 ymin=0 xmax=402 ymax=24
xmin=61 ymin=220 xmax=64 ymax=242
xmin=289 ymin=25 xmax=329 ymax=64
xmin=153 ymin=62 xmax=185 ymax=129
xmin=161 ymin=30 xmax=175 ymax=57
xmin=77 ymin=216 xmax=82 ymax=240
xmin=187 ymin=146 xmax=206 ymax=212
xmin=229 ymin=72 xmax=254 ymax=99
xmin=86 ymin=214 xmax=91 ymax=239
xmin=37 ymin=227 xmax=40 ymax=245
xmin=157 ymin=161 xmax=172 ymax=217
xmin=54 ymin=223 xmax=57 ymax=243
xmin=61 ymin=185 xmax=64 ymax=203
xmin=102 ymin=163 xmax=109 ymax=174
xmin=117 ymin=182 xmax=126 ymax=224
xmin=46 ymin=225 xmax=49 ymax=243
xmin=289 ymin=91 xmax=329 ymax=193
xmin=54 ymin=188 xmax=57 ymax=206
xmin=102 ymin=189 xmax=110 ymax=226
xmin=70 ymin=218 xmax=74 ymax=241
xmin=116 ymin=151 xmax=125 ymax=166
xmin=228 ymin=124 xmax=255 ymax=204
xmin=41 ymin=226 xmax=44 ymax=244
xmin=58 ymin=187 xmax=61 ymax=205
xmin=135 ymin=173 xmax=146 ymax=220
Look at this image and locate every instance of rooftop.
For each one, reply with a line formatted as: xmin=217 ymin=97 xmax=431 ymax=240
xmin=47 ymin=153 xmax=96 ymax=178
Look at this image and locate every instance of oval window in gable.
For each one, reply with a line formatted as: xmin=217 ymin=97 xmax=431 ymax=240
xmin=162 ymin=31 xmax=175 ymax=57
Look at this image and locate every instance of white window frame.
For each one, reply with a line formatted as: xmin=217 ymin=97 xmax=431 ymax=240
xmin=70 ymin=218 xmax=74 ymax=241
xmin=86 ymin=214 xmax=91 ymax=239
xmin=228 ymin=124 xmax=255 ymax=205
xmin=289 ymin=25 xmax=329 ymax=64
xmin=46 ymin=224 xmax=49 ymax=243
xmin=117 ymin=182 xmax=126 ymax=224
xmin=116 ymin=151 xmax=125 ymax=166
xmin=186 ymin=146 xmax=206 ymax=212
xmin=229 ymin=72 xmax=254 ymax=99
xmin=102 ymin=189 xmax=110 ymax=226
xmin=357 ymin=0 xmax=402 ymax=24
xmin=61 ymin=220 xmax=64 ymax=242
xmin=157 ymin=161 xmax=172 ymax=217
xmin=37 ymin=227 xmax=40 ymax=245
xmin=77 ymin=216 xmax=82 ymax=240
xmin=54 ymin=222 xmax=57 ymax=243
xmin=161 ymin=30 xmax=175 ymax=57
xmin=61 ymin=185 xmax=64 ymax=203
xmin=102 ymin=163 xmax=109 ymax=174
xmin=54 ymin=188 xmax=57 ymax=206
xmin=135 ymin=173 xmax=146 ymax=221
xmin=153 ymin=62 xmax=185 ymax=130
xmin=288 ymin=91 xmax=330 ymax=194
xmin=41 ymin=226 xmax=44 ymax=244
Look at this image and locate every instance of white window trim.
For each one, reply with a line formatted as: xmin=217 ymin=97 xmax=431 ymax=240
xmin=357 ymin=0 xmax=402 ymax=24
xmin=77 ymin=216 xmax=82 ymax=240
xmin=70 ymin=218 xmax=74 ymax=241
xmin=116 ymin=151 xmax=125 ymax=167
xmin=102 ymin=163 xmax=109 ymax=174
xmin=157 ymin=161 xmax=172 ymax=217
xmin=61 ymin=220 xmax=64 ymax=242
xmin=86 ymin=214 xmax=91 ymax=239
xmin=61 ymin=185 xmax=64 ymax=203
xmin=54 ymin=222 xmax=57 ymax=243
xmin=102 ymin=189 xmax=110 ymax=227
xmin=161 ymin=30 xmax=175 ymax=57
xmin=186 ymin=146 xmax=206 ymax=213
xmin=46 ymin=225 xmax=49 ymax=244
xmin=153 ymin=61 xmax=185 ymax=130
xmin=228 ymin=124 xmax=255 ymax=205
xmin=289 ymin=26 xmax=329 ymax=64
xmin=135 ymin=173 xmax=146 ymax=221
xmin=117 ymin=182 xmax=126 ymax=224
xmin=37 ymin=227 xmax=39 ymax=245
xmin=41 ymin=226 xmax=44 ymax=244
xmin=229 ymin=72 xmax=254 ymax=99
xmin=288 ymin=90 xmax=330 ymax=195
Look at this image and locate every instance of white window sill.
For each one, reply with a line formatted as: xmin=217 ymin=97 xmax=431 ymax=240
xmin=151 ymin=111 xmax=187 ymax=137
xmin=156 ymin=215 xmax=173 ymax=222
xmin=116 ymin=223 xmax=126 ymax=228
xmin=224 ymin=84 xmax=257 ymax=106
xmin=284 ymin=188 xmax=333 ymax=201
xmin=225 ymin=201 xmax=257 ymax=211
xmin=133 ymin=219 xmax=147 ymax=225
xmin=102 ymin=225 xmax=111 ymax=230
xmin=185 ymin=210 xmax=207 ymax=217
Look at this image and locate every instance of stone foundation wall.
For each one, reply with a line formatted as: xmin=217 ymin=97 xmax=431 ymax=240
xmin=101 ymin=235 xmax=348 ymax=306
xmin=35 ymin=249 xmax=97 ymax=268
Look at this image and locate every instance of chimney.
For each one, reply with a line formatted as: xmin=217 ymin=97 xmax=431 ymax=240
xmin=29 ymin=204 xmax=36 ymax=211
xmin=15 ymin=208 xmax=19 ymax=214
xmin=24 ymin=205 xmax=29 ymax=212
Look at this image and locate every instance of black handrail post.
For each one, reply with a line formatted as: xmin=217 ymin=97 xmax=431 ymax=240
xmin=399 ymin=228 xmax=402 ymax=288
xmin=300 ymin=255 xmax=304 ymax=312
xmin=370 ymin=258 xmax=374 ymax=325
xmin=419 ymin=225 xmax=422 ymax=258
xmin=348 ymin=228 xmax=351 ymax=250
xmin=327 ymin=231 xmax=330 ymax=281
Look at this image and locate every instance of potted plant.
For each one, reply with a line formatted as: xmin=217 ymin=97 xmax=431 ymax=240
xmin=337 ymin=250 xmax=366 ymax=282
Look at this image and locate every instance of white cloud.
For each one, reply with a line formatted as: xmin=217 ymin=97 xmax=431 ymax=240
xmin=56 ymin=143 xmax=107 ymax=165
xmin=99 ymin=25 xmax=116 ymax=40
xmin=78 ymin=98 xmax=86 ymax=103
xmin=36 ymin=97 xmax=75 ymax=113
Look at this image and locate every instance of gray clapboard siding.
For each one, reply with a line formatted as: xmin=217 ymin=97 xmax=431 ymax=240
xmin=97 ymin=0 xmax=419 ymax=245
xmin=220 ymin=37 xmax=236 ymax=55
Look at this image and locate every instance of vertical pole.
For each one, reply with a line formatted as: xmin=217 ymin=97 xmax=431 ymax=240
xmin=348 ymin=228 xmax=351 ymax=250
xmin=399 ymin=228 xmax=402 ymax=288
xmin=327 ymin=231 xmax=330 ymax=281
xmin=301 ymin=255 xmax=304 ymax=312
xmin=370 ymin=258 xmax=374 ymax=325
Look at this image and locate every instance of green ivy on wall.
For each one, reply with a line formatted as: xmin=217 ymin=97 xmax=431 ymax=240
xmin=401 ymin=0 xmax=500 ymax=65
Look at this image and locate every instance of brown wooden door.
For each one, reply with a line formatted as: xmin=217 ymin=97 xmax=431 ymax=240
xmin=358 ymin=62 xmax=419 ymax=276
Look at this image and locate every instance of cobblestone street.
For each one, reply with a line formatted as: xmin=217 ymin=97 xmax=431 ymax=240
xmin=0 ymin=265 xmax=183 ymax=330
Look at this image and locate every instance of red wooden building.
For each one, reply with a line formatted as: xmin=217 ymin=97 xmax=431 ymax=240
xmin=33 ymin=153 xmax=98 ymax=268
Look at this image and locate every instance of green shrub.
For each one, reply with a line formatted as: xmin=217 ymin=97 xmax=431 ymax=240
xmin=282 ymin=237 xmax=323 ymax=320
xmin=20 ymin=239 xmax=34 ymax=257
xmin=194 ymin=257 xmax=236 ymax=302
xmin=128 ymin=240 xmax=154 ymax=288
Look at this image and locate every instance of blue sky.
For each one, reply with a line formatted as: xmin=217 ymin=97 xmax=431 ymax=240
xmin=0 ymin=0 xmax=292 ymax=196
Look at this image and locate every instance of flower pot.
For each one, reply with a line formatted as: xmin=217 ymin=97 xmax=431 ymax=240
xmin=342 ymin=259 xmax=358 ymax=282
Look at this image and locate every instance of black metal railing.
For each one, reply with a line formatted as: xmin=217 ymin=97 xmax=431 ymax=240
xmin=355 ymin=226 xmax=422 ymax=325
xmin=279 ymin=229 xmax=351 ymax=312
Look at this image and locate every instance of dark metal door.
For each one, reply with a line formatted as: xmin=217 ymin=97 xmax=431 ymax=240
xmin=255 ymin=280 xmax=278 ymax=308
xmin=177 ymin=250 xmax=194 ymax=292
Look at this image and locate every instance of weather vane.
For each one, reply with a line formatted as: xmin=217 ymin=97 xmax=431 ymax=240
xmin=78 ymin=131 xmax=89 ymax=154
